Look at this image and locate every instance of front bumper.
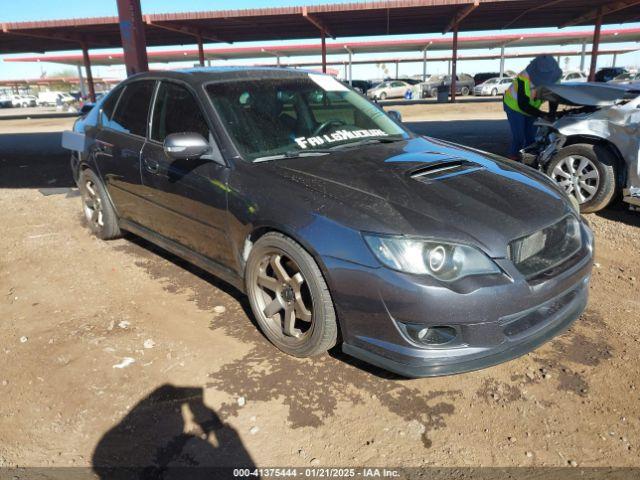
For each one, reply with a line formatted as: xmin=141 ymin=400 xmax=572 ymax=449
xmin=330 ymin=227 xmax=593 ymax=378
xmin=343 ymin=277 xmax=588 ymax=377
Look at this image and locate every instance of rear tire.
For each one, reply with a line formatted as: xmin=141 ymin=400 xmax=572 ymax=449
xmin=546 ymin=143 xmax=617 ymax=213
xmin=245 ymin=232 xmax=338 ymax=358
xmin=78 ymin=169 xmax=121 ymax=240
xmin=461 ymin=86 xmax=470 ymax=96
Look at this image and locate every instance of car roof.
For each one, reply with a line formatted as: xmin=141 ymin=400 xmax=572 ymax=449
xmin=125 ymin=66 xmax=318 ymax=86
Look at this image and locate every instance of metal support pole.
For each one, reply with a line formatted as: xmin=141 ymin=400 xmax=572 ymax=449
xmin=197 ymin=36 xmax=205 ymax=66
xmin=345 ymin=47 xmax=353 ymax=85
xmin=395 ymin=61 xmax=399 ymax=79
xmin=588 ymin=7 xmax=603 ymax=82
xmin=277 ymin=55 xmax=281 ymax=67
xmin=422 ymin=48 xmax=427 ymax=81
xmin=499 ymin=45 xmax=505 ymax=78
xmin=612 ymin=53 xmax=617 ymax=67
xmin=77 ymin=65 xmax=87 ymax=99
xmin=81 ymin=42 xmax=96 ymax=103
xmin=450 ymin=25 xmax=458 ymax=102
xmin=580 ymin=40 xmax=586 ymax=72
xmin=116 ymin=0 xmax=149 ymax=76
xmin=321 ymin=30 xmax=327 ymax=73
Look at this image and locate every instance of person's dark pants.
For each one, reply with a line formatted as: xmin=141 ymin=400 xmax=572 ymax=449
xmin=504 ymin=104 xmax=537 ymax=158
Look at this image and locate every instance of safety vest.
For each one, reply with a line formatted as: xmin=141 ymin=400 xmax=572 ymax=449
xmin=503 ymin=71 xmax=543 ymax=115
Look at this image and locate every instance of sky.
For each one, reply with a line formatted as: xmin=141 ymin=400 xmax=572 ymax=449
xmin=1 ymin=0 xmax=640 ymax=83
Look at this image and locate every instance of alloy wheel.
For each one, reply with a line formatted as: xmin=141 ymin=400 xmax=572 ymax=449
xmin=252 ymin=250 xmax=313 ymax=339
xmin=82 ymin=179 xmax=104 ymax=229
xmin=550 ymin=154 xmax=600 ymax=204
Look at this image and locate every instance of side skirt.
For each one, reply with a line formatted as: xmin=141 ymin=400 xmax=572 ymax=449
xmin=119 ymin=218 xmax=246 ymax=294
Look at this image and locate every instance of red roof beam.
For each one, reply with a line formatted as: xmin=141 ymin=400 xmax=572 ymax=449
xmin=443 ymin=1 xmax=479 ymax=34
xmin=1 ymin=23 xmax=111 ymax=48
xmin=561 ymin=0 xmax=640 ymax=28
xmin=302 ymin=6 xmax=335 ymax=39
xmin=144 ymin=16 xmax=229 ymax=44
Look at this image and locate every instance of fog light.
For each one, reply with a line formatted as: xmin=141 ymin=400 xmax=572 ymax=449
xmin=404 ymin=324 xmax=457 ymax=346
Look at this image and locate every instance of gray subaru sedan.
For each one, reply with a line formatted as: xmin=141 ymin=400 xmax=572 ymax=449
xmin=63 ymin=67 xmax=593 ymax=377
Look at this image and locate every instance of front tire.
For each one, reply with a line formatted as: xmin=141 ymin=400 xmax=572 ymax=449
xmin=461 ymin=86 xmax=470 ymax=96
xmin=546 ymin=143 xmax=617 ymax=213
xmin=78 ymin=169 xmax=121 ymax=240
xmin=379 ymin=92 xmax=387 ymax=100
xmin=491 ymin=88 xmax=498 ymax=96
xmin=245 ymin=232 xmax=338 ymax=358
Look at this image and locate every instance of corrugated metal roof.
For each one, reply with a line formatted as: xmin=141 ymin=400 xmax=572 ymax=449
xmin=5 ymin=28 xmax=639 ymax=66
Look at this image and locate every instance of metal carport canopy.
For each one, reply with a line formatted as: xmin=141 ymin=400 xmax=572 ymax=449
xmin=1 ymin=0 xmax=640 ymax=54
xmin=4 ymin=28 xmax=639 ymax=66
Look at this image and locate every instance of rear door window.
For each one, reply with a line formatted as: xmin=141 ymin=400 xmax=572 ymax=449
xmin=109 ymin=81 xmax=156 ymax=137
xmin=150 ymin=81 xmax=210 ymax=142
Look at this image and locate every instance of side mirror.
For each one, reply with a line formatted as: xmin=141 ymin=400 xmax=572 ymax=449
xmin=388 ymin=110 xmax=402 ymax=123
xmin=163 ymin=132 xmax=210 ymax=160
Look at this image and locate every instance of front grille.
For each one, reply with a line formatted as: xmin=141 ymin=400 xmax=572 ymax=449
xmin=500 ymin=283 xmax=582 ymax=338
xmin=509 ymin=215 xmax=582 ymax=279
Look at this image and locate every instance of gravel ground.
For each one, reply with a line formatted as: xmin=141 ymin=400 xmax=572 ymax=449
xmin=0 ymin=110 xmax=639 ymax=476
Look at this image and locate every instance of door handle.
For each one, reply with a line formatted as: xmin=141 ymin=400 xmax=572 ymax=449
xmin=95 ymin=140 xmax=113 ymax=156
xmin=143 ymin=158 xmax=160 ymax=174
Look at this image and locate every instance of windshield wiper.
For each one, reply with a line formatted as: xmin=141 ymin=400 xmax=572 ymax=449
xmin=253 ymin=150 xmax=331 ymax=163
xmin=328 ymin=136 xmax=405 ymax=150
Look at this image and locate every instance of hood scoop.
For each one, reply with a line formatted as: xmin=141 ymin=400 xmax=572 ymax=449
xmin=409 ymin=159 xmax=483 ymax=183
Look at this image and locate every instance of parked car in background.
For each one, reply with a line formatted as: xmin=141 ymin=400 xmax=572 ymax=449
xmin=473 ymin=72 xmax=501 ymax=86
xmin=608 ymin=72 xmax=640 ymax=84
xmin=420 ymin=74 xmax=475 ymax=98
xmin=11 ymin=94 xmax=37 ymax=108
xmin=473 ymin=77 xmax=513 ymax=96
xmin=37 ymin=91 xmax=75 ymax=107
xmin=366 ymin=80 xmax=415 ymax=100
xmin=0 ymin=91 xmax=12 ymax=108
xmin=594 ymin=67 xmax=627 ymax=83
xmin=560 ymin=71 xmax=587 ymax=83
xmin=62 ymin=68 xmax=593 ymax=377
xmin=347 ymin=80 xmax=373 ymax=94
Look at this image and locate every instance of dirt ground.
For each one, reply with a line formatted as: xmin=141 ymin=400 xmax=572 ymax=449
xmin=1 ymin=104 xmax=639 ymax=476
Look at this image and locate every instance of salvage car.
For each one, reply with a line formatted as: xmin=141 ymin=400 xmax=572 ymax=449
xmin=608 ymin=72 xmax=640 ymax=84
xmin=522 ymin=82 xmax=640 ymax=212
xmin=473 ymin=77 xmax=513 ymax=96
xmin=63 ymin=68 xmax=593 ymax=377
xmin=366 ymin=80 xmax=415 ymax=100
xmin=421 ymin=74 xmax=475 ymax=98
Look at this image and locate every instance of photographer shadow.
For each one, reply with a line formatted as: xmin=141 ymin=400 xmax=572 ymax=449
xmin=92 ymin=384 xmax=256 ymax=480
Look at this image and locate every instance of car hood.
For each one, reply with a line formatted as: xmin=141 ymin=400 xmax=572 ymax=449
xmin=537 ymin=82 xmax=640 ymax=106
xmin=268 ymin=137 xmax=570 ymax=258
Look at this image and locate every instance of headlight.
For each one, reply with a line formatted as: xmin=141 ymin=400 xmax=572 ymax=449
xmin=363 ymin=234 xmax=500 ymax=281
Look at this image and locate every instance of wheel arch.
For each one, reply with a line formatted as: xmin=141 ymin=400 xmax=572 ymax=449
xmin=561 ymin=134 xmax=626 ymax=188
xmin=242 ymin=224 xmax=346 ymax=340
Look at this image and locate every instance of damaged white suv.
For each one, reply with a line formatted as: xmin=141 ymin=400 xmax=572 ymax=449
xmin=522 ymin=83 xmax=640 ymax=213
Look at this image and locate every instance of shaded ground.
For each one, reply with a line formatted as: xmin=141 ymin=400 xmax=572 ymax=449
xmin=0 ymin=110 xmax=639 ymax=474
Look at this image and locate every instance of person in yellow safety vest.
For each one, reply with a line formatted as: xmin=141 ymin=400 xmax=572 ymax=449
xmin=503 ymin=55 xmax=562 ymax=160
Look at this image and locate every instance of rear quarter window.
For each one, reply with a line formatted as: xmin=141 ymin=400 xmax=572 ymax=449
xmin=108 ymin=81 xmax=156 ymax=137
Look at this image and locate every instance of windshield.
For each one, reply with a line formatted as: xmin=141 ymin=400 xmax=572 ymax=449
xmin=206 ymin=74 xmax=408 ymax=161
xmin=484 ymin=78 xmax=498 ymax=84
